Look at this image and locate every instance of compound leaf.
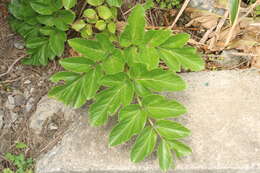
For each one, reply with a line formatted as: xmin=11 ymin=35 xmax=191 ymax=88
xmin=131 ymin=127 xmax=157 ymax=163
xmin=109 ymin=105 xmax=147 ymax=146
xmin=155 ymin=120 xmax=191 ymax=140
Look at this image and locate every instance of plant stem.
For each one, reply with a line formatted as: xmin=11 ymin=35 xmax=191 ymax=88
xmin=136 ymin=96 xmax=164 ymax=140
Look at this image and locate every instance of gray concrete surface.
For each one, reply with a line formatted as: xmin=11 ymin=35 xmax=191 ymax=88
xmin=36 ymin=70 xmax=260 ymax=173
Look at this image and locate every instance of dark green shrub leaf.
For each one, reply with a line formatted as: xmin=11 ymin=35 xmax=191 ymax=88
xmin=143 ymin=95 xmax=186 ymax=118
xmin=158 ymin=140 xmax=173 ymax=171
xmin=109 ymin=105 xmax=147 ymax=146
xmin=30 ymin=0 xmax=62 ymax=15
xmin=49 ymin=31 xmax=67 ymax=56
xmin=9 ymin=0 xmax=36 ymax=20
xmin=155 ymin=120 xmax=191 ymax=140
xmin=62 ymin=0 xmax=77 ymax=9
xmin=131 ymin=127 xmax=157 ymax=163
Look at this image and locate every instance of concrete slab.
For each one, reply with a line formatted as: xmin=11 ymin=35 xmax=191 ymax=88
xmin=36 ymin=70 xmax=260 ymax=173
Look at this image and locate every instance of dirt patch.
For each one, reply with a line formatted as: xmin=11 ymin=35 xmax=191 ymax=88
xmin=0 ymin=2 xmax=72 ymax=171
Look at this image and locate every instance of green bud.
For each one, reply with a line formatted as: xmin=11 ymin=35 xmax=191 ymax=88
xmin=71 ymin=20 xmax=86 ymax=31
xmin=83 ymin=9 xmax=97 ymax=19
xmin=95 ymin=20 xmax=106 ymax=30
xmin=97 ymin=5 xmax=112 ymax=20
xmin=81 ymin=24 xmax=93 ymax=38
xmin=107 ymin=22 xmax=116 ymax=34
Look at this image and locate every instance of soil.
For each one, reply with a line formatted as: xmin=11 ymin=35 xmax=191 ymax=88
xmin=0 ymin=2 xmax=71 ymax=171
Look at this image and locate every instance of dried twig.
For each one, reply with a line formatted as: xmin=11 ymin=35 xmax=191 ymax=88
xmin=169 ymin=0 xmax=191 ymax=29
xmin=0 ymin=55 xmax=25 ymax=78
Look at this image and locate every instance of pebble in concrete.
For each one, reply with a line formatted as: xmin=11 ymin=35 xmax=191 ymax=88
xmin=36 ymin=70 xmax=260 ymax=173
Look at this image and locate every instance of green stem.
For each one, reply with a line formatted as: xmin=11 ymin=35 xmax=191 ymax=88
xmin=136 ymin=96 xmax=164 ymax=140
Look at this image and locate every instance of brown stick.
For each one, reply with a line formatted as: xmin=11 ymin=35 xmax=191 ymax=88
xmin=169 ymin=0 xmax=191 ymax=29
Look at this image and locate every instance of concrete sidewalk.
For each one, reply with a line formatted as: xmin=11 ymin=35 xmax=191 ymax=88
xmin=35 ymin=70 xmax=260 ymax=173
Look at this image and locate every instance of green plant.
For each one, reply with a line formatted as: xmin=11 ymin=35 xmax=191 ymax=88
xmin=155 ymin=0 xmax=183 ymax=8
xmin=49 ymin=4 xmax=204 ymax=171
xmin=8 ymin=0 xmax=76 ymax=65
xmin=3 ymin=142 xmax=33 ymax=173
xmin=72 ymin=0 xmax=120 ymax=39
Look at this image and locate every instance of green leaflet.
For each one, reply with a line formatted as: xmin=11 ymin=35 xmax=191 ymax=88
xmin=49 ymin=30 xmax=67 ymax=56
xmin=109 ymin=105 xmax=147 ymax=146
xmin=155 ymin=120 xmax=191 ymax=140
xmin=131 ymin=127 xmax=157 ymax=162
xmin=169 ymin=140 xmax=192 ymax=158
xmin=160 ymin=47 xmax=205 ymax=72
xmin=68 ymin=38 xmax=106 ymax=61
xmin=48 ymin=66 xmax=102 ymax=108
xmin=160 ymin=33 xmax=190 ymax=49
xmin=89 ymin=80 xmax=134 ymax=126
xmin=143 ymin=95 xmax=187 ymax=119
xmin=136 ymin=69 xmax=186 ymax=92
xmin=158 ymin=140 xmax=173 ymax=171
xmin=120 ymin=4 xmax=145 ymax=46
xmin=59 ymin=57 xmax=95 ymax=73
xmin=50 ymin=71 xmax=80 ymax=83
xmin=144 ymin=29 xmax=172 ymax=47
